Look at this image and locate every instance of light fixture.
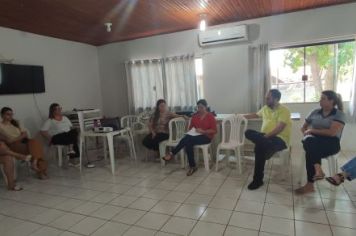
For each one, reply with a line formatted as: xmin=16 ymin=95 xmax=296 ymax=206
xmin=199 ymin=13 xmax=207 ymax=31
xmin=104 ymin=22 xmax=112 ymax=32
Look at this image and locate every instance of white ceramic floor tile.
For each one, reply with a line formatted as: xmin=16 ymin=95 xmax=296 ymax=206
xmin=92 ymin=221 xmax=130 ymax=236
xmin=68 ymin=217 xmax=106 ymax=235
xmin=123 ymin=226 xmax=157 ymax=236
xmin=163 ymin=191 xmax=191 ymax=203
xmin=49 ymin=212 xmax=86 ymax=230
xmin=295 ymin=221 xmax=332 ymax=236
xmin=260 ymin=216 xmax=294 ymax=236
xmin=331 ymin=226 xmax=356 ymax=236
xmin=184 ymin=193 xmax=213 ymax=206
xmin=235 ymin=200 xmax=264 ymax=214
xmin=150 ymin=200 xmax=181 ymax=215
xmin=327 ymin=211 xmax=356 ymax=229
xmin=128 ymin=197 xmax=159 ymax=211
xmin=229 ymin=212 xmax=262 ymax=230
xmin=91 ymin=192 xmax=119 ymax=203
xmin=110 ymin=195 xmax=138 ymax=207
xmin=91 ymin=205 xmax=124 ymax=219
xmin=174 ymin=204 xmax=206 ymax=219
xmin=71 ymin=201 xmax=103 ymax=215
xmin=294 ymin=207 xmax=328 ymax=224
xmin=200 ymin=207 xmax=232 ymax=224
xmin=190 ymin=221 xmax=225 ymax=236
xmin=112 ymin=208 xmax=146 ymax=225
xmin=263 ymin=203 xmax=294 ymax=219
xmin=29 ymin=226 xmax=63 ymax=236
xmin=31 ymin=209 xmax=66 ymax=224
xmin=4 ymin=221 xmax=41 ymax=236
xmin=224 ymin=226 xmax=259 ymax=236
xmin=161 ymin=216 xmax=196 ymax=236
xmin=208 ymin=196 xmax=237 ymax=210
xmin=135 ymin=212 xmax=170 ymax=230
xmin=54 ymin=199 xmax=85 ymax=211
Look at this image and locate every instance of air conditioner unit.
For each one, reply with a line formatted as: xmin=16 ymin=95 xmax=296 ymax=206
xmin=198 ymin=24 xmax=248 ymax=47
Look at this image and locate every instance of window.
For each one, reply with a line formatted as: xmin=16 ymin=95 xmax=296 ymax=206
xmin=126 ymin=56 xmax=203 ymax=112
xmin=270 ymin=40 xmax=355 ymax=103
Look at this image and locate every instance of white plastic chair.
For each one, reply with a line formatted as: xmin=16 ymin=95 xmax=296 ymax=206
xmin=194 ymin=144 xmax=212 ymax=171
xmin=267 ymin=146 xmax=291 ymax=180
xmin=55 ymin=145 xmax=67 ymax=167
xmin=159 ymin=117 xmax=187 ymax=167
xmin=216 ymin=114 xmax=248 ymax=174
xmin=297 ymin=152 xmax=338 ymax=184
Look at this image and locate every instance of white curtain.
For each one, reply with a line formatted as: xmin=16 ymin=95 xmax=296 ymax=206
xmin=249 ymin=44 xmax=271 ymax=112
xmin=125 ymin=60 xmax=164 ymax=113
xmin=349 ymin=40 xmax=356 ymax=122
xmin=164 ymin=55 xmax=197 ymax=110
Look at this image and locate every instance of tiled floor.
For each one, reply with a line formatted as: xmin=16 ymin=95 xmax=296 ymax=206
xmin=1 ymin=148 xmax=356 ymax=236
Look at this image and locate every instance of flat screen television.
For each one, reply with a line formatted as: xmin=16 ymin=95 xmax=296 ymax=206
xmin=0 ymin=63 xmax=45 ymax=95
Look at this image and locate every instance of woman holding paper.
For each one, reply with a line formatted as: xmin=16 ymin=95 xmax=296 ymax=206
xmin=163 ymin=99 xmax=217 ymax=176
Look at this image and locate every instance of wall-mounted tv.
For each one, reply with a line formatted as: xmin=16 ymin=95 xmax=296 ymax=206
xmin=0 ymin=63 xmax=45 ymax=95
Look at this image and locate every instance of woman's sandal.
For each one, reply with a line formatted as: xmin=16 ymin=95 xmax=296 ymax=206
xmin=325 ymin=173 xmax=344 ymax=186
xmin=9 ymin=185 xmax=23 ymax=191
xmin=162 ymin=153 xmax=173 ymax=162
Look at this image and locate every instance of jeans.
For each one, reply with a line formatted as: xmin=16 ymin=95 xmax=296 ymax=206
xmin=341 ymin=157 xmax=356 ymax=181
xmin=142 ymin=132 xmax=169 ymax=151
xmin=245 ymin=129 xmax=287 ymax=182
xmin=51 ymin=129 xmax=80 ymax=158
xmin=171 ymin=135 xmax=211 ymax=168
xmin=302 ymin=135 xmax=340 ymax=183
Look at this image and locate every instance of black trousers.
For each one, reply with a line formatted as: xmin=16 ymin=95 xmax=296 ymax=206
xmin=172 ymin=135 xmax=211 ymax=168
xmin=51 ymin=129 xmax=80 ymax=158
xmin=245 ymin=129 xmax=287 ymax=182
xmin=302 ymin=135 xmax=340 ymax=183
xmin=142 ymin=133 xmax=169 ymax=151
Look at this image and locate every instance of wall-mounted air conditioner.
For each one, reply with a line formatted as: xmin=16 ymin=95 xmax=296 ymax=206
xmin=198 ymin=24 xmax=248 ymax=47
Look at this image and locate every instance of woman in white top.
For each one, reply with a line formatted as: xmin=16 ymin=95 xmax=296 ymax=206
xmin=40 ymin=103 xmax=79 ymax=163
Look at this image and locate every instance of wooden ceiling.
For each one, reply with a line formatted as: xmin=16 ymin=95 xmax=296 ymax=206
xmin=0 ymin=0 xmax=354 ymax=46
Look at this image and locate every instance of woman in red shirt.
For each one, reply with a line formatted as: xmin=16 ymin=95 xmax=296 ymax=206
xmin=163 ymin=99 xmax=217 ymax=176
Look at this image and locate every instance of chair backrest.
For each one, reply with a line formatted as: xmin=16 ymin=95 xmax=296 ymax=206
xmin=221 ymin=114 xmax=248 ymax=146
xmin=168 ymin=117 xmax=187 ymax=143
xmin=77 ymin=109 xmax=102 ymax=133
xmin=121 ymin=115 xmax=140 ymax=129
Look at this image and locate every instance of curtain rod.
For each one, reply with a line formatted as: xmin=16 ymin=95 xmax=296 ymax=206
xmin=124 ymin=53 xmax=195 ymax=64
xmin=270 ymin=34 xmax=356 ymax=50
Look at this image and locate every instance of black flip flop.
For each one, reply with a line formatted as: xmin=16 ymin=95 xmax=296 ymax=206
xmin=325 ymin=174 xmax=344 ymax=186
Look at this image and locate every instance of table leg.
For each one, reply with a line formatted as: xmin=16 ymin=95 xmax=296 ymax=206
xmin=107 ymin=134 xmax=115 ymax=175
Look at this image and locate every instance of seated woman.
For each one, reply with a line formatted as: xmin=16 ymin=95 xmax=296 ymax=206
xmin=40 ymin=103 xmax=79 ymax=166
xmin=142 ymin=99 xmax=181 ymax=155
xmin=0 ymin=141 xmax=31 ymax=191
xmin=326 ymin=157 xmax=356 ymax=186
xmin=296 ymin=90 xmax=345 ymax=194
xmin=163 ymin=99 xmax=217 ymax=176
xmin=0 ymin=107 xmax=48 ymax=179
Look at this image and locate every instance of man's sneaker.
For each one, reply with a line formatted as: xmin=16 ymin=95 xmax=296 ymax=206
xmin=247 ymin=180 xmax=264 ymax=190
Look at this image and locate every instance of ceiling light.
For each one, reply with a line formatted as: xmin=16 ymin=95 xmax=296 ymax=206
xmin=104 ymin=22 xmax=112 ymax=32
xmin=199 ymin=19 xmax=206 ymax=31
xmin=199 ymin=13 xmax=207 ymax=31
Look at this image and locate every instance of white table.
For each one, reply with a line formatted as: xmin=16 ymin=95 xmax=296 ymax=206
xmin=80 ymin=128 xmax=136 ymax=174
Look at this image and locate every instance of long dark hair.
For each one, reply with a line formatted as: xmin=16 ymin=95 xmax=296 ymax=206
xmin=1 ymin=107 xmax=20 ymax=128
xmin=322 ymin=90 xmax=343 ymax=111
xmin=152 ymin=99 xmax=166 ymax=127
xmin=49 ymin=103 xmax=60 ymax=119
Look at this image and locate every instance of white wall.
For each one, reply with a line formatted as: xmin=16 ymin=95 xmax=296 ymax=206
xmin=0 ymin=27 xmax=102 ymax=136
xmin=98 ymin=2 xmax=356 ymax=150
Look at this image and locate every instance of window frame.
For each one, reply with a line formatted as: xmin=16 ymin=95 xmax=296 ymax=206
xmin=270 ymin=39 xmax=355 ymax=104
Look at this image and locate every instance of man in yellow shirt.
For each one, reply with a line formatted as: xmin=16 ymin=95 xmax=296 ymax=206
xmin=244 ymin=89 xmax=291 ymax=190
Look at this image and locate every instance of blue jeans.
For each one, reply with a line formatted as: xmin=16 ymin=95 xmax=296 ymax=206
xmin=341 ymin=157 xmax=356 ymax=181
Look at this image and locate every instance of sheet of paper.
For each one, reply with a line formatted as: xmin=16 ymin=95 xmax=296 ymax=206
xmin=186 ymin=127 xmax=201 ymax=136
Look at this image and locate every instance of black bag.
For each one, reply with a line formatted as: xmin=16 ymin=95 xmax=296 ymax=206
xmin=100 ymin=117 xmax=121 ymax=131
